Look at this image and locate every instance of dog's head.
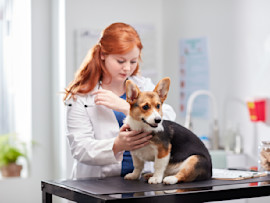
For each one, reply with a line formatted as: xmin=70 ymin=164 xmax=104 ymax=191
xmin=125 ymin=77 xmax=170 ymax=131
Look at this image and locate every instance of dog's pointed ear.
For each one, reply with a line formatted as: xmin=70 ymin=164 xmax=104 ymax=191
xmin=154 ymin=77 xmax=170 ymax=103
xmin=126 ymin=80 xmax=140 ymax=104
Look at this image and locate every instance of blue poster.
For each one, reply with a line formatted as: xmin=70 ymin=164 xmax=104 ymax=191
xmin=179 ymin=37 xmax=209 ymax=118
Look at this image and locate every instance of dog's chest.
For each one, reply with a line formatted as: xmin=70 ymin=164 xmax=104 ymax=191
xmin=131 ymin=144 xmax=157 ymax=162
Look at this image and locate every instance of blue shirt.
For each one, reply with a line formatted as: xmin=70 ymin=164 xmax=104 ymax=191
xmin=113 ymin=93 xmax=134 ymax=177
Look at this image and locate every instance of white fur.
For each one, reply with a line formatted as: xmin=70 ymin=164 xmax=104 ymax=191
xmin=164 ymin=163 xmax=182 ymax=177
xmin=124 ymin=146 xmax=155 ymax=181
xmin=144 ymin=109 xmax=161 ymax=126
xmin=124 ymin=115 xmax=170 ymax=184
xmin=148 ymin=153 xmax=170 ymax=184
xmin=124 ymin=154 xmax=144 ymax=180
xmin=163 ymin=176 xmax=178 ymax=185
xmin=124 ymin=115 xmax=164 ymax=133
xmin=131 ymin=145 xmax=155 ymax=162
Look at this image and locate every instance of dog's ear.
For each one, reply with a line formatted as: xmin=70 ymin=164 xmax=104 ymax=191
xmin=126 ymin=80 xmax=140 ymax=104
xmin=154 ymin=77 xmax=170 ymax=103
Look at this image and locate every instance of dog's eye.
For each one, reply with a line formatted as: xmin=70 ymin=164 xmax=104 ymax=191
xmin=142 ymin=104 xmax=149 ymax=110
xmin=156 ymin=104 xmax=160 ymax=109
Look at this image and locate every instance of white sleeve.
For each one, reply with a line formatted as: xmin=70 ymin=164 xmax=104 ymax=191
xmin=162 ymin=103 xmax=176 ymax=121
xmin=65 ymin=96 xmax=122 ymax=166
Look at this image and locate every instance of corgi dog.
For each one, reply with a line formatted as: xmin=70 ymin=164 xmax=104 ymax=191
xmin=124 ymin=77 xmax=212 ymax=184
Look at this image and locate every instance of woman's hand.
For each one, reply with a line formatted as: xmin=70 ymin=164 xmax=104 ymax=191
xmin=113 ymin=124 xmax=152 ymax=155
xmin=92 ymin=89 xmax=130 ymax=115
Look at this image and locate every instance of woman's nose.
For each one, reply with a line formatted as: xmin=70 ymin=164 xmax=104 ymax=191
xmin=123 ymin=63 xmax=131 ymax=71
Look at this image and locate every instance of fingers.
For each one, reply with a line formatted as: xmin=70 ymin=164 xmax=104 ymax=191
xmin=117 ymin=128 xmax=152 ymax=151
xmin=92 ymin=90 xmax=114 ymax=101
xmin=131 ymin=132 xmax=151 ymax=141
xmin=125 ymin=132 xmax=152 ymax=151
xmin=131 ymin=134 xmax=152 ymax=147
xmin=92 ymin=90 xmax=111 ymax=102
xmin=94 ymin=93 xmax=108 ymax=104
xmin=92 ymin=89 xmax=124 ymax=108
xmin=91 ymin=89 xmax=108 ymax=95
xmin=94 ymin=99 xmax=109 ymax=106
xmin=120 ymin=124 xmax=130 ymax=132
xmin=124 ymin=131 xmax=149 ymax=141
xmin=92 ymin=89 xmax=130 ymax=115
xmin=132 ymin=140 xmax=151 ymax=150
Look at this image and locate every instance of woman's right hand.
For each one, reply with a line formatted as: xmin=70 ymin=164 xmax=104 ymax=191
xmin=113 ymin=124 xmax=152 ymax=155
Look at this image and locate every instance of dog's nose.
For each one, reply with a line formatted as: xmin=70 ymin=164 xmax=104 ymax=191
xmin=154 ymin=118 xmax=161 ymax=124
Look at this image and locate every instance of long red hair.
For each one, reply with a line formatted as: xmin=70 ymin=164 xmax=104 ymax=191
xmin=64 ymin=22 xmax=143 ymax=100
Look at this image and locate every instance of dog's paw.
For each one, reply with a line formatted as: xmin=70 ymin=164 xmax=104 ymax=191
xmin=143 ymin=173 xmax=153 ymax=181
xmin=163 ymin=176 xmax=178 ymax=185
xmin=148 ymin=176 xmax=163 ymax=184
xmin=124 ymin=173 xmax=140 ymax=180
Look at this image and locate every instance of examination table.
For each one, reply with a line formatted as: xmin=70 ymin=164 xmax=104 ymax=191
xmin=41 ymin=175 xmax=270 ymax=203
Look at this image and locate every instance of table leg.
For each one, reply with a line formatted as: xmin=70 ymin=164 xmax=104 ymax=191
xmin=42 ymin=191 xmax=52 ymax=203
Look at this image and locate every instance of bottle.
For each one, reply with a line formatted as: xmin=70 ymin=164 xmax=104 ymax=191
xmin=258 ymin=141 xmax=270 ymax=172
xmin=199 ymin=135 xmax=211 ymax=150
xmin=234 ymin=125 xmax=242 ymax=154
xmin=225 ymin=126 xmax=235 ymax=152
xmin=211 ymin=120 xmax=219 ymax=150
xmin=225 ymin=123 xmax=242 ymax=154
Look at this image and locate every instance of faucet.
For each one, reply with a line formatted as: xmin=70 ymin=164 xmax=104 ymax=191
xmin=184 ymin=90 xmax=220 ymax=150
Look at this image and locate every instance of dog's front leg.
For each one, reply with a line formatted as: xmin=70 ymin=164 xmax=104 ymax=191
xmin=124 ymin=154 xmax=144 ymax=180
xmin=148 ymin=154 xmax=170 ymax=184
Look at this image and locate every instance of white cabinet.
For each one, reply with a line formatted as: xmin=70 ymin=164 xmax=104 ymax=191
xmin=210 ymin=150 xmax=247 ymax=169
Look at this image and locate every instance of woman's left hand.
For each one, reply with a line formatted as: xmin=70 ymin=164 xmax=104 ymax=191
xmin=92 ymin=89 xmax=130 ymax=115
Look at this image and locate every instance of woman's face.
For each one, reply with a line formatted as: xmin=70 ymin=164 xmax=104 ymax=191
xmin=101 ymin=46 xmax=140 ymax=84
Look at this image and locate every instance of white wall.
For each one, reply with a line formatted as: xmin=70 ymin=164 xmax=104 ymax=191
xmin=163 ymin=1 xmax=270 ymax=202
xmin=0 ymin=0 xmax=54 ymax=203
xmin=163 ymin=0 xmax=237 ymax=121
xmin=65 ymin=0 xmax=164 ymax=83
xmin=163 ymin=0 xmax=270 ymax=164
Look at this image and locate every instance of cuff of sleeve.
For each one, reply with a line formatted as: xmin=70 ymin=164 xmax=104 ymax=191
xmin=110 ymin=137 xmax=124 ymax=162
xmin=114 ymin=151 xmax=124 ymax=162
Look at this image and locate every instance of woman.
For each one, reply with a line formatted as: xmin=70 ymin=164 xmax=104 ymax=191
xmin=64 ymin=22 xmax=176 ymax=179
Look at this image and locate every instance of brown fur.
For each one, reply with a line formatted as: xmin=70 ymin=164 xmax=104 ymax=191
xmin=174 ymin=155 xmax=201 ymax=182
xmin=157 ymin=143 xmax=172 ymax=159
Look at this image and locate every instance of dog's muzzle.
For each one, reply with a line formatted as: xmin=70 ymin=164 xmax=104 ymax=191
xmin=142 ymin=118 xmax=160 ymax=128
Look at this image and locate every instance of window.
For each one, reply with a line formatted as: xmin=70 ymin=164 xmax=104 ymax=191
xmin=0 ymin=0 xmax=31 ymax=178
xmin=0 ymin=0 xmax=12 ymax=135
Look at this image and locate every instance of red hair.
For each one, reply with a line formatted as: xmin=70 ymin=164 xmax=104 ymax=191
xmin=64 ymin=22 xmax=143 ymax=100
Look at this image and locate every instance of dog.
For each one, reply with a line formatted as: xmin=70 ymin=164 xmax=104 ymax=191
xmin=124 ymin=77 xmax=212 ymax=184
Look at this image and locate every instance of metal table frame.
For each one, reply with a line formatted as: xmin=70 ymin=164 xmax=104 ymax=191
xmin=41 ymin=177 xmax=270 ymax=203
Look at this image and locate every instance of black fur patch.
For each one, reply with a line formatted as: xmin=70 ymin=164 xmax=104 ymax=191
xmin=151 ymin=120 xmax=212 ymax=180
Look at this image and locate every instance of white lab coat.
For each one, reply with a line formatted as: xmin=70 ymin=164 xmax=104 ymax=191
xmin=65 ymin=76 xmax=176 ymax=179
